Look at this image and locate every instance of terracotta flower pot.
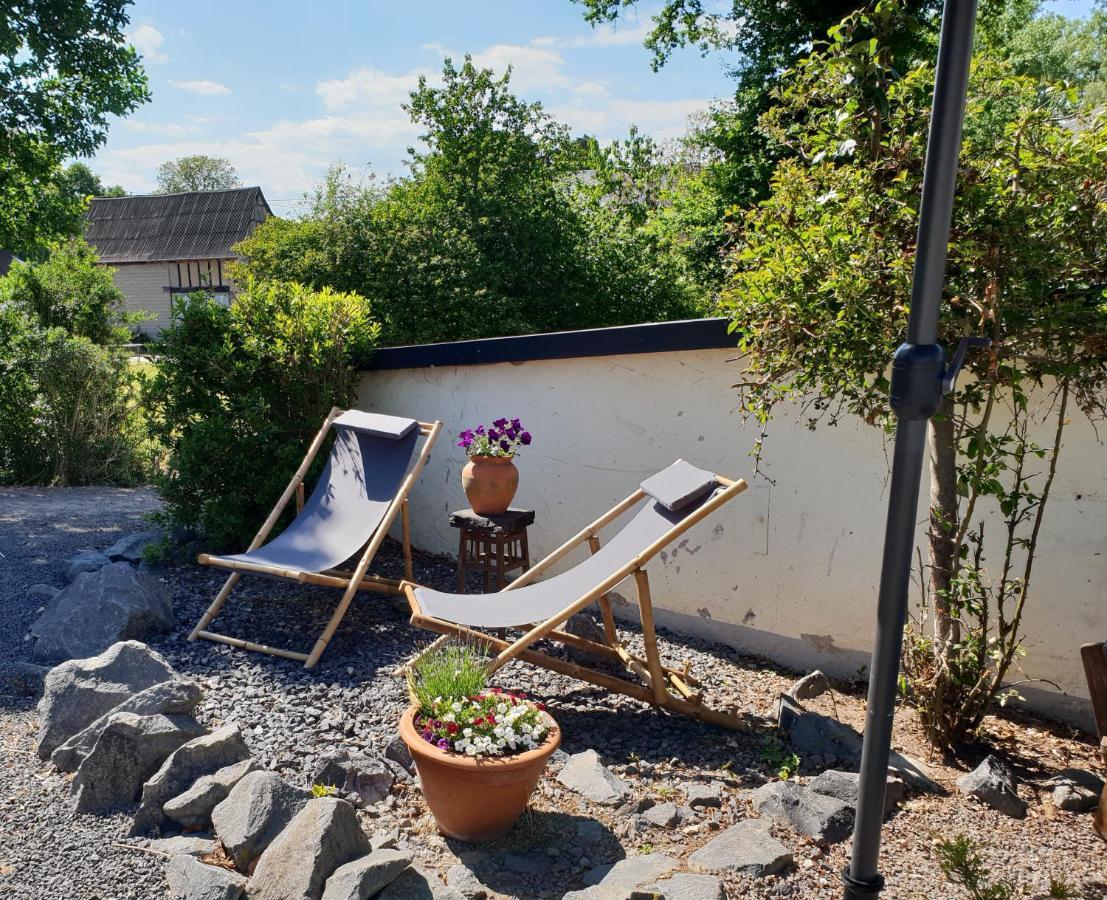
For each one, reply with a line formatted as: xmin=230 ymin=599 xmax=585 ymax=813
xmin=461 ymin=455 xmax=519 ymax=515
xmin=398 ymin=705 xmax=560 ymax=842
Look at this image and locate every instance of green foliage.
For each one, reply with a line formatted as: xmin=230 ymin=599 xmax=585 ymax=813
xmin=758 ymin=737 xmax=801 ymax=780
xmin=310 ymin=784 xmax=338 ymax=798
xmin=0 ymin=307 xmax=149 ymax=485
xmin=0 ymin=239 xmax=131 ymax=343
xmin=407 ymin=641 xmax=490 ymax=713
xmin=236 ymin=59 xmax=702 ymax=346
xmin=155 ymin=155 xmax=241 ymax=193
xmin=936 ymin=835 xmax=1015 ymax=900
xmin=1 ymin=0 xmax=148 ymax=257
xmin=144 ymin=278 xmax=378 ymax=548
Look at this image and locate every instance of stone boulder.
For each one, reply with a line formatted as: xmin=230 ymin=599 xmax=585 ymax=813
xmin=565 ymin=853 xmax=679 ymax=900
xmin=378 ymin=866 xmax=466 ymax=900
xmin=788 ymin=670 xmax=830 ymax=701
xmin=322 ymin=849 xmax=413 ymax=900
xmin=31 ymin=562 xmax=174 ymax=664
xmin=163 ymin=758 xmax=261 ymax=830
xmin=312 ymin=749 xmax=403 ymax=807
xmin=63 ymin=550 xmax=111 ymax=583
xmin=212 ymin=770 xmax=313 ymax=873
xmin=71 ymin=712 xmax=205 ymax=814
xmin=645 ymin=873 xmax=726 ymax=899
xmin=105 ymin=529 xmax=163 ymax=563
xmin=1046 ymin=768 xmax=1104 ymax=813
xmin=556 ymin=749 xmax=631 ymax=806
xmin=686 ymin=781 xmax=724 ymax=810
xmin=51 ymin=678 xmax=204 ymax=772
xmin=36 ymin=640 xmax=178 ymax=759
xmin=688 ymin=820 xmax=792 ymax=876
xmin=563 ymin=612 xmax=609 ymax=664
xmin=956 ymin=755 xmax=1027 ymax=819
xmin=28 ymin=583 xmax=60 ymax=603
xmin=808 ymin=769 xmax=905 ymax=814
xmin=248 ymin=797 xmax=370 ymax=900
xmin=751 ymin=780 xmax=855 ymax=843
xmin=165 ymin=854 xmax=248 ymax=900
xmin=132 ymin=724 xmax=252 ymax=836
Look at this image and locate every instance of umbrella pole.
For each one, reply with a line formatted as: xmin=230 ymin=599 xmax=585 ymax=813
xmin=842 ymin=1 xmax=978 ymax=897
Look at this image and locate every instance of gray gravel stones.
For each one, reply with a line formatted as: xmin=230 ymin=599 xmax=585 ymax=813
xmin=212 ymin=770 xmax=313 ymax=872
xmin=686 ymin=781 xmax=723 ymax=809
xmin=27 ymin=584 xmax=60 ymax=603
xmin=312 ymin=749 xmax=402 ymax=806
xmin=788 ymin=670 xmax=830 ymax=701
xmin=166 ymin=854 xmax=248 ymax=900
xmin=557 ymin=749 xmax=632 ymax=806
xmin=567 ymin=852 xmax=679 ymax=899
xmin=71 ymin=711 xmax=206 ymax=813
xmin=133 ymin=724 xmax=252 ymax=836
xmin=36 ymin=639 xmax=178 ymax=758
xmin=641 ymin=800 xmax=680 ymax=827
xmin=956 ymin=755 xmax=1027 ymax=819
xmin=248 ymin=797 xmax=370 ymax=900
xmin=688 ymin=820 xmax=792 ymax=876
xmin=321 ymin=849 xmax=413 ymax=900
xmin=751 ymin=780 xmax=855 ymax=842
xmin=378 ymin=865 xmax=466 ymax=900
xmin=105 ymin=529 xmax=163 ymax=563
xmin=808 ymin=769 xmax=905 ymax=813
xmin=644 ymin=872 xmax=726 ymax=899
xmin=51 ymin=677 xmax=204 ymax=772
xmin=30 ymin=563 xmax=175 ymax=663
xmin=63 ymin=550 xmax=111 ymax=583
xmin=445 ymin=863 xmax=490 ymax=899
xmin=163 ymin=758 xmax=261 ymax=829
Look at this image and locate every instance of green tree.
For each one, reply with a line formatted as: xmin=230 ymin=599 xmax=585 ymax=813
xmin=145 ymin=279 xmax=379 ymax=547
xmin=719 ymin=11 xmax=1107 ymax=747
xmin=62 ymin=162 xmax=126 ymax=199
xmin=155 ymin=155 xmax=241 ymax=193
xmin=1 ymin=0 xmax=148 ymax=256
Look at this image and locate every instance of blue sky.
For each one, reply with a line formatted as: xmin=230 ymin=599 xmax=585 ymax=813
xmin=95 ymin=0 xmax=1098 ymax=206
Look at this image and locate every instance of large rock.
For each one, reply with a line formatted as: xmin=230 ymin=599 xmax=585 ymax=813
xmin=51 ymin=678 xmax=204 ymax=772
xmin=212 ymin=770 xmax=313 ymax=873
xmin=563 ymin=613 xmax=610 ymax=663
xmin=808 ymin=769 xmax=905 ymax=814
xmin=105 ymin=529 xmax=163 ymax=563
xmin=688 ymin=820 xmax=792 ymax=876
xmin=132 ymin=724 xmax=252 ymax=836
xmin=166 ymin=854 xmax=248 ymax=900
xmin=63 ymin=550 xmax=111 ymax=583
xmin=956 ymin=755 xmax=1027 ymax=819
xmin=71 ymin=712 xmax=205 ymax=814
xmin=751 ymin=781 xmax=855 ymax=843
xmin=248 ymin=797 xmax=370 ymax=900
xmin=321 ymin=849 xmax=413 ymax=900
xmin=31 ymin=562 xmax=174 ymax=664
xmin=565 ymin=853 xmax=679 ymax=900
xmin=163 ymin=758 xmax=261 ymax=830
xmin=788 ymin=670 xmax=830 ymax=701
xmin=556 ymin=749 xmax=631 ymax=806
xmin=644 ymin=873 xmax=726 ymax=900
xmin=378 ymin=866 xmax=466 ymax=900
xmin=312 ymin=750 xmax=402 ymax=806
xmin=1047 ymin=769 xmax=1104 ymax=813
xmin=37 ymin=641 xmax=179 ymax=759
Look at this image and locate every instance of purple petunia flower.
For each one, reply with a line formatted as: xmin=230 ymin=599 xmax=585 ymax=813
xmin=511 ymin=418 xmax=522 ymax=430
xmin=422 ymin=728 xmax=433 ymax=741
xmin=487 ymin=429 xmax=499 ymax=441
xmin=499 ymin=440 xmax=510 ymax=452
xmin=520 ymin=432 xmax=532 ymax=445
xmin=505 ymin=427 xmax=517 ymax=440
xmin=493 ymin=417 xmax=508 ymax=429
xmin=436 ymin=738 xmax=450 ymax=750
xmin=475 ymin=426 xmax=485 ymax=435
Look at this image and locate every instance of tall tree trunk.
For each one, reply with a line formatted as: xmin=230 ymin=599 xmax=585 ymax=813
xmin=928 ymin=395 xmax=960 ymax=653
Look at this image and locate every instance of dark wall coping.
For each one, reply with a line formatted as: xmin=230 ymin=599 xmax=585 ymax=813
xmin=362 ymin=317 xmax=734 ymax=371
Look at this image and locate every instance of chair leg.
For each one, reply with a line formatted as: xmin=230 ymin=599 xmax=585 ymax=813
xmin=189 ymin=572 xmax=241 ymax=640
xmin=305 ymin=581 xmax=361 ymax=669
xmin=634 ymin=569 xmax=668 ymax=705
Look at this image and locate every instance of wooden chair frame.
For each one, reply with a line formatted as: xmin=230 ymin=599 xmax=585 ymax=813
xmin=189 ymin=407 xmax=442 ymax=669
xmin=1080 ymin=641 xmax=1107 ymax=839
xmin=403 ymin=474 xmax=750 ymax=731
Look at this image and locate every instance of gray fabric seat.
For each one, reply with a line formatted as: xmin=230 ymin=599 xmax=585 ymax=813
xmin=211 ymin=417 xmax=419 ymax=574
xmin=415 ymin=467 xmax=721 ymax=628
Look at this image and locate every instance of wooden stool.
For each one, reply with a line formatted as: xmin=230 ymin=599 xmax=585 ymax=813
xmin=450 ymin=507 xmax=535 ymax=592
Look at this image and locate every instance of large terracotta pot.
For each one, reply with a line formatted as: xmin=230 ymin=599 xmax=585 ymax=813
xmin=461 ymin=455 xmax=519 ymax=515
xmin=398 ymin=705 xmax=560 ymax=842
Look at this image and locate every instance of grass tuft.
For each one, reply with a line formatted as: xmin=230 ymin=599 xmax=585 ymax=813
xmin=407 ymin=640 xmax=490 ymax=714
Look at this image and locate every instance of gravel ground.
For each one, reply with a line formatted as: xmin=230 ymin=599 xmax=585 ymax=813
xmin=1 ymin=487 xmax=1104 ymax=899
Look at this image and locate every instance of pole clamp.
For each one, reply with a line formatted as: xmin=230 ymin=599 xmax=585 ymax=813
xmin=841 ymin=867 xmax=885 ymax=896
xmin=889 ymin=336 xmax=991 ymax=420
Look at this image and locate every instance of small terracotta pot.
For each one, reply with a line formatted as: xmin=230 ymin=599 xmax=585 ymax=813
xmin=398 ymin=705 xmax=560 ymax=842
xmin=461 ymin=455 xmax=519 ymax=515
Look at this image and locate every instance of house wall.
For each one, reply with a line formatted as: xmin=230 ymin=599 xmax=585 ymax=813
xmin=357 ymin=345 xmax=1107 ymax=730
xmin=110 ymin=260 xmax=235 ymax=336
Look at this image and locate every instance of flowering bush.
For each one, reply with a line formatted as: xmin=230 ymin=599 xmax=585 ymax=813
xmin=415 ymin=688 xmax=550 ymax=757
xmin=457 ymin=417 xmax=532 ymax=458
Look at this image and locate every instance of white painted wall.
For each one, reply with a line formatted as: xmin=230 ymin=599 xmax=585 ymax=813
xmin=110 ymin=261 xmax=236 ymax=335
xmin=358 ymin=348 xmax=1106 ymax=728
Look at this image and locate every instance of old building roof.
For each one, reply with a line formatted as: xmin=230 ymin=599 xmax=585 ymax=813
xmin=85 ymin=186 xmax=272 ymax=264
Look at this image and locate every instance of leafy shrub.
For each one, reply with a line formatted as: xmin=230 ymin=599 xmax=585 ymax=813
xmin=145 ymin=278 xmax=378 ymax=549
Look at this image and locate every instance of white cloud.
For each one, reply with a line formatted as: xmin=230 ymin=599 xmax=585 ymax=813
xmin=169 ymin=79 xmax=231 ymax=96
xmin=316 ymin=67 xmax=425 ymax=112
xmin=549 ymin=97 xmax=709 ymax=142
xmin=469 ymin=43 xmax=569 ymax=91
xmin=565 ymin=21 xmax=653 ymax=48
xmin=127 ymin=24 xmax=167 ymax=63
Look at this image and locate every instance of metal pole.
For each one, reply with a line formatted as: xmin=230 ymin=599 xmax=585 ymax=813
xmin=842 ymin=1 xmax=977 ymax=897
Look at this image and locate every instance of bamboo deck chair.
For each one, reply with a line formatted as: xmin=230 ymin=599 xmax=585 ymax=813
xmin=1080 ymin=641 xmax=1107 ymax=839
xmin=402 ymin=460 xmax=749 ymax=730
xmin=190 ymin=408 xmax=442 ymax=668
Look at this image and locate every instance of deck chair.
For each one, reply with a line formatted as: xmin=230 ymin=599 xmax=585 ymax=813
xmin=190 ymin=407 xmax=442 ymax=668
xmin=402 ymin=460 xmax=749 ymax=730
xmin=1080 ymin=641 xmax=1107 ymax=839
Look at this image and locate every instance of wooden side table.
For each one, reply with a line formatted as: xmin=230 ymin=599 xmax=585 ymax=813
xmin=449 ymin=508 xmax=535 ymax=592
